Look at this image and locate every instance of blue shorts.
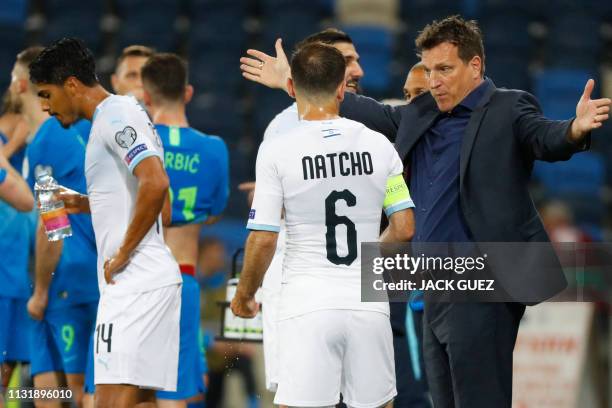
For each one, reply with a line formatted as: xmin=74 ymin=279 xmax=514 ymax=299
xmin=0 ymin=297 xmax=32 ymax=363
xmin=157 ymin=274 xmax=204 ymax=400
xmin=84 ymin=331 xmax=95 ymax=394
xmin=30 ymin=301 xmax=97 ymax=376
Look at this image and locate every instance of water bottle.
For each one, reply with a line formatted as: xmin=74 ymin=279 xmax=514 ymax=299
xmin=35 ymin=171 xmax=72 ymax=241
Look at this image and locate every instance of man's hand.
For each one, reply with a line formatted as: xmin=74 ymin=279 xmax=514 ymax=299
xmin=57 ymin=187 xmax=90 ymax=214
xmin=240 ymin=38 xmax=291 ymax=93
xmin=27 ymin=292 xmax=48 ymax=320
xmin=230 ymin=291 xmax=259 ymax=318
xmin=570 ymin=79 xmax=611 ymax=143
xmin=103 ymin=249 xmax=130 ymax=284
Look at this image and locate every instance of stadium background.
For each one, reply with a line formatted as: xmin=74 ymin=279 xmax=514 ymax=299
xmin=0 ymin=0 xmax=610 ymax=407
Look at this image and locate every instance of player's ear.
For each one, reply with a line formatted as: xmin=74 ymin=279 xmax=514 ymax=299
xmin=64 ymin=77 xmax=79 ymax=96
xmin=470 ymin=56 xmax=482 ymax=79
xmin=184 ymin=85 xmax=194 ymax=104
xmin=142 ymin=89 xmax=152 ymax=108
xmin=287 ymin=78 xmax=296 ymax=99
xmin=111 ymin=74 xmax=118 ymax=93
xmin=337 ymin=80 xmax=347 ymax=102
xmin=18 ymin=77 xmax=29 ymax=94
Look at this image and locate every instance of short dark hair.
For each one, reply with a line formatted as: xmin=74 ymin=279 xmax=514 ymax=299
xmin=290 ymin=43 xmax=346 ymax=99
xmin=29 ymin=38 xmax=98 ymax=86
xmin=16 ymin=46 xmax=45 ymax=68
xmin=415 ymin=15 xmax=485 ymax=76
xmin=295 ymin=28 xmax=353 ymax=50
xmin=116 ymin=45 xmax=155 ymax=71
xmin=141 ymin=53 xmax=188 ymax=102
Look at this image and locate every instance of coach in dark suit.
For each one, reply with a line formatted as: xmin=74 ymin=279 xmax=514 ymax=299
xmin=337 ymin=16 xmax=610 ymax=408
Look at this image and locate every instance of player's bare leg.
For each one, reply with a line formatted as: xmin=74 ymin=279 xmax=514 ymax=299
xmin=32 ymin=371 xmax=66 ymax=408
xmin=65 ymin=373 xmax=85 ymax=407
xmin=82 ymin=392 xmax=94 ymax=408
xmin=134 ymin=389 xmax=156 ymax=408
xmin=0 ymin=362 xmax=15 ymax=408
xmin=1 ymin=362 xmax=15 ymax=389
xmin=156 ymin=398 xmax=186 ymax=408
xmin=95 ymin=384 xmax=155 ymax=408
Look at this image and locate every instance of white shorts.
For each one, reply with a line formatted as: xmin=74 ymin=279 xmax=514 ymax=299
xmin=262 ymin=287 xmax=280 ymax=392
xmin=94 ymin=283 xmax=181 ymax=391
xmin=274 ymin=310 xmax=396 ymax=408
xmin=262 ymin=244 xmax=283 ymax=392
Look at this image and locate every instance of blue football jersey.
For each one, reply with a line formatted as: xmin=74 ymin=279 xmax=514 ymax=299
xmin=0 ymin=131 xmax=26 ymax=172
xmin=72 ymin=119 xmax=92 ymax=143
xmin=157 ymin=125 xmax=229 ymax=225
xmin=24 ymin=117 xmax=99 ymax=309
xmin=0 ymin=201 xmax=36 ymax=299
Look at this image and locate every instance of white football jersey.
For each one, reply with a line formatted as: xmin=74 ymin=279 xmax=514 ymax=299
xmin=248 ymin=117 xmax=414 ymax=320
xmin=260 ymin=103 xmax=297 ymax=291
xmin=85 ymin=95 xmax=181 ymax=294
xmin=263 ymin=102 xmax=298 ymax=141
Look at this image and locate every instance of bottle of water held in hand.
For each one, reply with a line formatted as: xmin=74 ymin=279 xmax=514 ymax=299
xmin=35 ymin=172 xmax=72 ymax=241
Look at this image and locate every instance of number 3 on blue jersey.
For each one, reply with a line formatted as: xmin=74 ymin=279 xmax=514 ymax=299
xmin=169 ymin=186 xmax=198 ymax=222
xmin=157 ymin=125 xmax=229 ymax=226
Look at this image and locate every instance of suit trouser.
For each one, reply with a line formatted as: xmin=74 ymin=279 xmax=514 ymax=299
xmin=423 ymin=302 xmax=525 ymax=408
xmin=390 ymin=302 xmax=430 ymax=408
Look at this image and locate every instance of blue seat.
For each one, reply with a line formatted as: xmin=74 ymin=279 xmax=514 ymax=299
xmin=251 ymin=87 xmax=294 ymax=137
xmin=485 ymin=52 xmax=531 ymax=90
xmin=115 ymin=0 xmax=180 ymax=50
xmin=344 ymin=26 xmax=393 ymax=93
xmin=189 ymin=18 xmax=246 ymax=56
xmin=533 ymin=152 xmax=605 ymax=196
xmin=186 ymin=93 xmax=244 ymax=140
xmin=45 ymin=16 xmax=101 ymax=51
xmin=190 ymin=52 xmax=242 ymax=95
xmin=190 ymin=0 xmax=247 ymax=24
xmin=481 ymin=13 xmax=532 ymax=53
xmin=0 ymin=0 xmax=27 ymax=25
xmin=533 ymin=69 xmax=594 ymax=120
xmin=548 ymin=13 xmax=601 ymax=68
xmin=400 ymin=0 xmax=465 ymax=25
xmin=261 ymin=12 xmax=321 ymax=52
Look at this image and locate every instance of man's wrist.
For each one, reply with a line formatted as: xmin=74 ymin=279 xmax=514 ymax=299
xmin=33 ymin=288 xmax=49 ymax=300
xmin=235 ymin=285 xmax=255 ymax=301
xmin=568 ymin=118 xmax=586 ymax=145
xmin=78 ymin=194 xmax=90 ymax=212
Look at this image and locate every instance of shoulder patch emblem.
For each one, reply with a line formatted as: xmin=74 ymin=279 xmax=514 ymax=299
xmin=115 ymin=126 xmax=137 ymax=149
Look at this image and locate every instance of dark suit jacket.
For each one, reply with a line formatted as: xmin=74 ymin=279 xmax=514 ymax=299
xmin=341 ymin=80 xmax=590 ymax=304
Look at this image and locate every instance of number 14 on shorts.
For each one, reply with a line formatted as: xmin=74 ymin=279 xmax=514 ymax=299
xmin=95 ymin=323 xmax=113 ymax=353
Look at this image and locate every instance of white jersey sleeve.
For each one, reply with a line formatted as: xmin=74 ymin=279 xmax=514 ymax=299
xmin=99 ymin=104 xmax=162 ymax=173
xmin=247 ymin=140 xmax=282 ymax=232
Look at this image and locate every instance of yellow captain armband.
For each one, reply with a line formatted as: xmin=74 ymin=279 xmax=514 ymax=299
xmin=383 ymin=174 xmax=413 ymax=216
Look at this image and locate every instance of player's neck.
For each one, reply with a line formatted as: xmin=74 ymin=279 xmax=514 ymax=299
xmin=82 ymin=85 xmax=111 ymax=121
xmin=151 ymin=104 xmax=189 ymax=128
xmin=297 ymin=99 xmax=340 ymax=121
xmin=22 ymin=96 xmax=49 ymax=133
